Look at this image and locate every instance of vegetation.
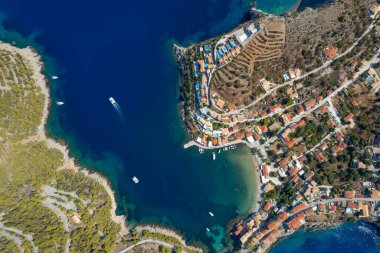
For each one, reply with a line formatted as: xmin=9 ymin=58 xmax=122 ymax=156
xmin=0 ymin=47 xmax=120 ymax=252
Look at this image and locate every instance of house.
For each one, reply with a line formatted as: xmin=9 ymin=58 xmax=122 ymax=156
xmin=228 ymin=105 xmax=237 ymax=111
xmin=335 ymin=132 xmax=343 ymax=140
xmin=263 ymin=182 xmax=274 ymax=192
xmin=289 ymin=69 xmax=296 ymax=79
xmin=323 ymin=46 xmax=338 ymax=60
xmin=287 ymin=139 xmax=296 ymax=148
xmin=263 ymin=202 xmax=272 ymax=212
xmin=351 ymin=99 xmax=358 ymax=106
xmin=344 ymin=191 xmax=355 ymax=199
xmin=343 ymin=113 xmax=354 ymax=123
xmin=262 ymin=164 xmax=269 ymax=179
xmin=253 ymin=131 xmax=260 ymax=141
xmin=269 ymin=122 xmax=281 ymax=132
xmin=282 ymin=114 xmax=291 ymax=124
xmin=246 ymin=132 xmax=254 ymax=143
xmin=370 ymin=191 xmax=380 ymax=198
xmin=71 ymin=214 xmax=81 ymax=224
xmin=255 ymin=125 xmax=262 ymax=135
xmin=303 ymin=99 xmax=316 ymax=110
xmin=369 ymin=4 xmax=380 ymax=18
xmin=216 ymin=98 xmax=226 ymax=108
xmin=268 ymin=104 xmax=281 ymax=113
xmin=198 ymin=60 xmax=205 ymax=73
xmin=331 ymin=146 xmax=341 ymax=155
xmin=260 ymin=125 xmax=269 ymax=134
xmin=370 ymin=81 xmax=380 ymax=91
xmin=233 ymin=224 xmax=244 ymax=237
xmin=296 ymin=104 xmax=304 ymax=114
xmin=360 ymin=204 xmax=370 ymax=217
xmin=286 ymin=213 xmax=306 ymax=230
xmin=315 ymin=150 xmax=328 ymax=163
xmin=236 ymin=132 xmax=245 ymax=140
xmin=304 ymin=208 xmax=314 ymax=217
xmin=278 ymin=158 xmax=289 ymax=168
xmin=291 ymin=202 xmax=307 ymax=215
xmin=320 ymin=142 xmax=328 ymax=151
xmin=304 ymin=171 xmax=314 ymax=181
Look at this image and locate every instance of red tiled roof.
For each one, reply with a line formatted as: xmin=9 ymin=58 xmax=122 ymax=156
xmin=278 ymin=158 xmax=289 ymax=167
xmin=287 ymin=139 xmax=296 ymax=148
xmin=345 ymin=191 xmax=355 ymax=199
xmin=344 ymin=113 xmax=354 ymax=122
xmin=236 ymin=132 xmax=244 ymax=140
xmin=323 ymin=46 xmax=338 ymax=60
xmin=291 ymin=202 xmax=307 ymax=215
xmin=263 ymin=202 xmax=272 ymax=212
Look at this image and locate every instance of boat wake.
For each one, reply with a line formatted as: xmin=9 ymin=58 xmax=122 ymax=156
xmin=109 ymin=97 xmax=127 ymax=125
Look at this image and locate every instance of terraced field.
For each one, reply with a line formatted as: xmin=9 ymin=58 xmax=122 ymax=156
xmin=210 ymin=20 xmax=285 ymax=106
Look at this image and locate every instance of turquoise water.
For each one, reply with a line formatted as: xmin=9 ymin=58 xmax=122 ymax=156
xmin=0 ymin=0 xmax=378 ymax=252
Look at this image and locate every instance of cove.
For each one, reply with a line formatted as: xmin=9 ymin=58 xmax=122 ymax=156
xmin=0 ymin=0 xmax=352 ymax=252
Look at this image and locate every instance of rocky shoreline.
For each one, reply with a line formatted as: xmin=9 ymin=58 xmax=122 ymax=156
xmin=3 ymin=40 xmax=129 ymax=238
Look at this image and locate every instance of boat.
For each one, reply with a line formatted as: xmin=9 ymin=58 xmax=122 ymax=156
xmin=199 ymin=148 xmax=204 ymax=154
xmin=51 ymin=75 xmax=59 ymax=80
xmin=218 ymin=150 xmax=221 ymax=154
xmin=209 ymin=211 xmax=214 ymax=217
xmin=56 ymin=101 xmax=64 ymax=105
xmin=212 ymin=152 xmax=216 ymax=160
xmin=132 ymin=176 xmax=139 ymax=184
xmin=109 ymin=97 xmax=116 ymax=105
xmin=206 ymin=228 xmax=210 ymax=232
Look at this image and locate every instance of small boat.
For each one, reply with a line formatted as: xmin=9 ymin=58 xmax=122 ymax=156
xmin=51 ymin=75 xmax=59 ymax=80
xmin=206 ymin=228 xmax=210 ymax=232
xmin=199 ymin=148 xmax=204 ymax=154
xmin=218 ymin=150 xmax=221 ymax=154
xmin=109 ymin=97 xmax=116 ymax=105
xmin=212 ymin=152 xmax=216 ymax=160
xmin=132 ymin=176 xmax=139 ymax=184
xmin=209 ymin=211 xmax=214 ymax=217
xmin=56 ymin=101 xmax=64 ymax=105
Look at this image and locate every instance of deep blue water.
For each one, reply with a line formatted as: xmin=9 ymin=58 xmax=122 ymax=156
xmin=0 ymin=0 xmax=378 ymax=252
xmin=271 ymin=222 xmax=380 ymax=253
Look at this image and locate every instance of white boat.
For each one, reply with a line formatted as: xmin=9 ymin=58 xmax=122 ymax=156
xmin=218 ymin=150 xmax=221 ymax=154
xmin=132 ymin=176 xmax=139 ymax=184
xmin=109 ymin=97 xmax=116 ymax=105
xmin=206 ymin=228 xmax=210 ymax=232
xmin=199 ymin=148 xmax=204 ymax=154
xmin=56 ymin=101 xmax=64 ymax=105
xmin=209 ymin=211 xmax=214 ymax=217
xmin=51 ymin=75 xmax=59 ymax=80
xmin=212 ymin=152 xmax=216 ymax=160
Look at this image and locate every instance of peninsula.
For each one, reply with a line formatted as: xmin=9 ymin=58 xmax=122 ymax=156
xmin=175 ymin=0 xmax=380 ymax=252
xmin=0 ymin=42 xmax=201 ymax=253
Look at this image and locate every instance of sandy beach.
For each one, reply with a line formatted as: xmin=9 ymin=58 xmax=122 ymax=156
xmin=0 ymin=41 xmax=128 ymax=237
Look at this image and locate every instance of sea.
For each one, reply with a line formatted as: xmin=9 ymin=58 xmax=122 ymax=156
xmin=0 ymin=0 xmax=378 ymax=252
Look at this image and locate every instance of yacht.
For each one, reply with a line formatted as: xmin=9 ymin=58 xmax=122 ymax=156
xmin=212 ymin=152 xmax=216 ymax=160
xmin=209 ymin=211 xmax=214 ymax=217
xmin=132 ymin=176 xmax=139 ymax=184
xmin=51 ymin=75 xmax=59 ymax=80
xmin=206 ymin=228 xmax=210 ymax=232
xmin=109 ymin=97 xmax=116 ymax=105
xmin=56 ymin=101 xmax=64 ymax=105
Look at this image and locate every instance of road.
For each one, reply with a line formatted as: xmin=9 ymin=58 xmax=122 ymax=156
xmin=203 ymin=21 xmax=376 ymax=118
xmin=118 ymin=239 xmax=176 ymax=253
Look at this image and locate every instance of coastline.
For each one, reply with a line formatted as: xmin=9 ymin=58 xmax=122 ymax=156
xmin=0 ymin=40 xmax=128 ymax=237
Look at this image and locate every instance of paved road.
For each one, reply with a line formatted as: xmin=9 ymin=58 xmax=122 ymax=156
xmin=203 ymin=21 xmax=376 ymax=118
xmin=118 ymin=239 xmax=175 ymax=253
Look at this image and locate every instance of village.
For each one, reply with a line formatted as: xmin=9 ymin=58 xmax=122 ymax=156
xmin=176 ymin=1 xmax=380 ymax=252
